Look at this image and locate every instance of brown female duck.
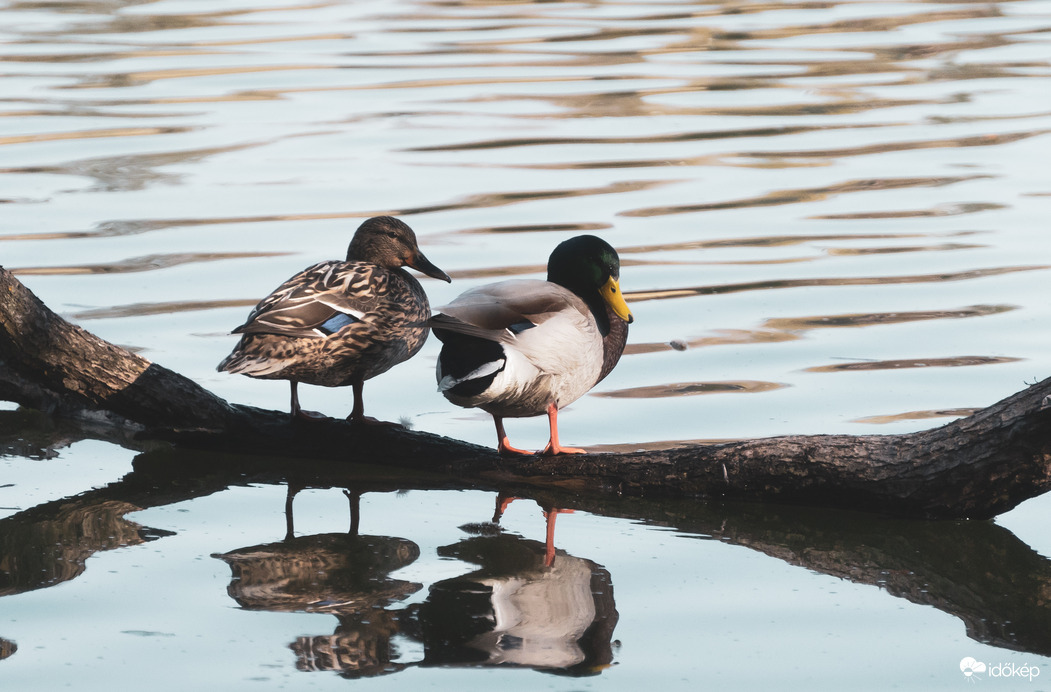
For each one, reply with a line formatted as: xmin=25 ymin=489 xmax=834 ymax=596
xmin=218 ymin=216 xmax=451 ymax=422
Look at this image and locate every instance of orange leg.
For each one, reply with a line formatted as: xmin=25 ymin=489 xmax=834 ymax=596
xmin=492 ymin=492 xmax=517 ymax=523
xmin=543 ymin=507 xmax=575 ymax=567
xmin=540 ymin=402 xmax=586 ymax=455
xmin=494 ymin=416 xmax=533 ymax=455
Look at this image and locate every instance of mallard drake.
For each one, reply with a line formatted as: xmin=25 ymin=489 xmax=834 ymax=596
xmin=430 ymin=235 xmax=632 ymax=455
xmin=217 ymin=216 xmax=451 ymax=422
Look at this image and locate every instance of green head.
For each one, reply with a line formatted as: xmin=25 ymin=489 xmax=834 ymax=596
xmin=547 ymin=235 xmax=633 ymax=324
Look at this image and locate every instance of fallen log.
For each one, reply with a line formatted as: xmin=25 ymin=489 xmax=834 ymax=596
xmin=2 ymin=266 xmax=1050 ymax=519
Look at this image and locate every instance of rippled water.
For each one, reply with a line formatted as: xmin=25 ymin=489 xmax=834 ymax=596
xmin=2 ymin=0 xmax=1050 ymax=688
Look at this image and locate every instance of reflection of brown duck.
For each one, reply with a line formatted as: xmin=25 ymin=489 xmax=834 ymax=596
xmin=215 ymin=534 xmax=420 ymax=678
xmin=213 ymin=487 xmax=421 ymax=678
xmin=416 ymin=531 xmax=618 ymax=675
xmin=292 ymin=609 xmax=404 ymax=676
xmin=214 ymin=533 xmax=420 ymax=613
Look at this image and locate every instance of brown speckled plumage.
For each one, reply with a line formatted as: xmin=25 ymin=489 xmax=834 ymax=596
xmin=218 ymin=216 xmax=450 ymax=421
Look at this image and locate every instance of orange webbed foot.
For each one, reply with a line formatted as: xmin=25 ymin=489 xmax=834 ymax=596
xmin=498 ymin=438 xmax=535 ymax=456
xmin=539 ymin=442 xmax=587 ymax=456
xmin=540 ymin=403 xmax=586 ymax=456
xmin=494 ymin=416 xmax=535 ymax=455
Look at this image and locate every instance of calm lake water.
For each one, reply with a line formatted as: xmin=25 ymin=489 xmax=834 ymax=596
xmin=2 ymin=0 xmax=1051 ymax=688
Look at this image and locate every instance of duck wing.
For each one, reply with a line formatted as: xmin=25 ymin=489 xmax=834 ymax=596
xmin=430 ymin=279 xmax=586 ymax=344
xmin=234 ymin=260 xmax=388 ymax=339
xmin=431 ymin=279 xmax=602 ymax=381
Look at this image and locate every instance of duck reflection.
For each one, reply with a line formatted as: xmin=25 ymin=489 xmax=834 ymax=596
xmin=213 ymin=486 xmax=422 ymax=678
xmin=493 ymin=493 xmax=573 ymax=567
xmin=211 ymin=486 xmax=619 ymax=677
xmin=6 ymin=430 xmax=1051 ymax=664
xmin=215 ymin=532 xmax=420 ymax=615
xmin=416 ymin=525 xmax=618 ymax=676
xmin=291 ymin=609 xmax=405 ymax=677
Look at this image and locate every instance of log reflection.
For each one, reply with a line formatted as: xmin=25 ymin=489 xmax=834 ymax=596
xmin=1 ymin=438 xmax=1050 ymax=659
xmin=661 ymin=501 xmax=1051 ymax=656
xmin=0 ymin=497 xmax=167 ymax=598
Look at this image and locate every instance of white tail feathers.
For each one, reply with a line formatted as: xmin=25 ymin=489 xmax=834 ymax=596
xmin=436 ymin=359 xmax=504 ymax=392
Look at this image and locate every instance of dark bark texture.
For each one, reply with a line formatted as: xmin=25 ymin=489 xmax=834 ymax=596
xmin=2 ymin=266 xmax=1050 ymax=519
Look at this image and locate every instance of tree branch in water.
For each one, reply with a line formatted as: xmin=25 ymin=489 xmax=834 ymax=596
xmin=2 ymin=266 xmax=1050 ymax=519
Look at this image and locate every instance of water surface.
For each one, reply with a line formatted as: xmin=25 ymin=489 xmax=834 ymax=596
xmin=1 ymin=0 xmax=1050 ymax=688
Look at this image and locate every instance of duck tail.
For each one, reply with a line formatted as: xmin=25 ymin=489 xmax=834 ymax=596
xmin=434 ymin=331 xmax=506 ymax=398
xmin=216 ymin=344 xmax=287 ymax=377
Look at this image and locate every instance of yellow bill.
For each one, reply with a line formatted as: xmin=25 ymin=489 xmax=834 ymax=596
xmin=600 ymin=276 xmax=633 ymax=324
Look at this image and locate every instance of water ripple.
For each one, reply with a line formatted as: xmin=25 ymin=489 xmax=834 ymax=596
xmin=626 ymin=268 xmax=1045 ymax=302
xmin=594 ymin=380 xmax=787 ymax=399
xmin=853 ymin=408 xmax=983 ymax=425
xmin=71 ymin=299 xmax=256 ymax=321
xmin=805 ymin=355 xmax=1022 ymax=373
xmin=12 ymin=252 xmax=288 ymax=276
xmin=0 ymin=126 xmax=190 ymax=147
xmin=621 ymin=175 xmax=992 ymax=217
xmin=0 ymin=0 xmax=1047 ymax=445
xmin=624 ymin=305 xmax=1016 ymax=355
